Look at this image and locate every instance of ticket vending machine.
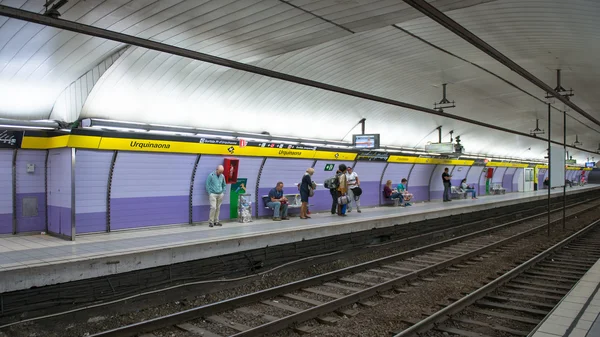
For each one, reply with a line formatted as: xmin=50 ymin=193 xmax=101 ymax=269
xmin=223 ymin=158 xmax=239 ymax=184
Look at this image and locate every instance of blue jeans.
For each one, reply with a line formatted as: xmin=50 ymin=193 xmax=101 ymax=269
xmin=443 ymin=182 xmax=451 ymax=201
xmin=267 ymin=202 xmax=288 ymax=218
xmin=466 ymin=189 xmax=476 ymax=198
xmin=390 ymin=192 xmax=402 ymax=199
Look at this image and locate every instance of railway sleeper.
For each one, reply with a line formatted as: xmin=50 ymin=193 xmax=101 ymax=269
xmin=450 ymin=317 xmax=530 ymax=336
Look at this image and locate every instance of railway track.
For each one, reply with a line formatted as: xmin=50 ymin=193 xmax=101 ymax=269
xmin=393 ymin=217 xmax=600 ymax=337
xmin=85 ymin=198 xmax=600 ymax=337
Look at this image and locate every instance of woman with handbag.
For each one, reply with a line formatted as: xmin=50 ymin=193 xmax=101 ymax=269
xmin=300 ymin=168 xmax=315 ymax=219
xmin=337 ymin=164 xmax=349 ymax=216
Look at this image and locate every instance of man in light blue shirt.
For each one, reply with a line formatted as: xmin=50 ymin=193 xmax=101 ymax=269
xmin=206 ymin=165 xmax=227 ymax=227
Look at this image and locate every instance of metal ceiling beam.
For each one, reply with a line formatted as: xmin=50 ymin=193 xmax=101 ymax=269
xmin=0 ymin=4 xmax=596 ymax=155
xmin=402 ymin=0 xmax=600 ymax=129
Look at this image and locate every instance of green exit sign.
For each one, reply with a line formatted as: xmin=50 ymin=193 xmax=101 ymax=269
xmin=324 ymin=164 xmax=335 ymax=171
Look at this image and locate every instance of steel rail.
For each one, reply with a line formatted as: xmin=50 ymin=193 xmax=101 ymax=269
xmin=88 ymin=198 xmax=600 ymax=337
xmin=402 ymin=0 xmax=600 ymax=129
xmin=228 ymin=202 xmax=600 ymax=337
xmin=392 ymin=217 xmax=600 ymax=337
xmin=0 ymin=4 xmax=597 ymax=155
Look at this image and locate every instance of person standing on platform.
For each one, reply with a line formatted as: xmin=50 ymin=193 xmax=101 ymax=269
xmin=534 ymin=167 xmax=539 ymax=191
xmin=346 ymin=167 xmax=361 ymax=213
xmin=442 ymin=167 xmax=452 ymax=202
xmin=329 ymin=169 xmax=341 ymax=214
xmin=337 ymin=164 xmax=348 ymax=216
xmin=206 ymin=165 xmax=227 ymax=227
xmin=300 ymin=168 xmax=315 ymax=219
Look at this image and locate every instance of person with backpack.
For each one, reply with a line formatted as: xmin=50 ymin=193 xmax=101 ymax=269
xmin=336 ymin=164 xmax=349 ymax=216
xmin=325 ymin=170 xmax=341 ymax=214
xmin=346 ymin=167 xmax=361 ymax=213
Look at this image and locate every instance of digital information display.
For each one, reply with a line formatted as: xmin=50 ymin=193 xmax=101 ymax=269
xmin=586 ymin=162 xmax=595 ymax=168
xmin=353 ymin=134 xmax=380 ymax=149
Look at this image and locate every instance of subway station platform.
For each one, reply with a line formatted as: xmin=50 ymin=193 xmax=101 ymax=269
xmin=0 ymin=185 xmax=598 ymax=294
xmin=530 ymin=256 xmax=600 ymax=337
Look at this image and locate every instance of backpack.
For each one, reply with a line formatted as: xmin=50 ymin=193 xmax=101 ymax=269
xmin=324 ymin=175 xmax=340 ymax=190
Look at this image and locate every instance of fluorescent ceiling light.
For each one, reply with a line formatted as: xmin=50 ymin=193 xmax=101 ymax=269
xmin=0 ymin=124 xmax=55 ymax=130
xmin=93 ymin=118 xmax=146 ymax=126
xmin=149 ymin=123 xmax=194 ymax=130
xmin=148 ymin=130 xmax=196 ymax=136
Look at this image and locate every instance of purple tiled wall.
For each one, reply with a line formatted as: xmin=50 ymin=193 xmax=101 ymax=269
xmin=502 ymin=167 xmax=516 ymax=192
xmin=257 ymin=158 xmax=314 ymax=216
xmin=0 ymin=149 xmax=13 ymax=234
xmin=75 ymin=150 xmax=113 ymax=233
xmin=111 ymin=152 xmax=196 ymax=229
xmin=15 ymin=150 xmax=47 ymax=233
xmin=408 ymin=164 xmax=435 ymax=202
xmin=430 ymin=165 xmax=453 ymax=200
xmin=192 ymin=156 xmax=263 ymax=221
xmin=538 ymin=169 xmax=547 ymax=186
xmin=352 ymin=161 xmax=387 ymax=207
xmin=309 ymin=160 xmax=353 ymax=212
xmin=492 ymin=167 xmax=507 ymax=185
xmin=512 ymin=168 xmax=523 ymax=192
xmin=192 ymin=155 xmax=228 ymax=222
xmin=450 ymin=166 xmax=469 ymax=187
xmin=47 ymin=149 xmax=72 ymax=237
xmin=381 ymin=163 xmax=412 ymax=204
xmin=466 ymin=166 xmax=483 ymax=195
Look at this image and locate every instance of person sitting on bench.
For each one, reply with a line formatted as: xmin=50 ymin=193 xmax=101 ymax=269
xmin=397 ymin=178 xmax=413 ymax=206
xmin=384 ymin=180 xmax=402 ymax=200
xmin=268 ymin=182 xmax=289 ymax=221
xmin=460 ymin=178 xmax=477 ymax=199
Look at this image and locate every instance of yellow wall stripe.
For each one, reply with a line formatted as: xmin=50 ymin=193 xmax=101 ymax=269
xmin=486 ymin=162 xmax=529 ymax=168
xmin=388 ymin=155 xmax=474 ymax=166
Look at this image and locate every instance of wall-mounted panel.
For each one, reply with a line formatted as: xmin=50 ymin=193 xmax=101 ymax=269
xmin=429 ymin=165 xmax=451 ymax=200
xmin=47 ymin=148 xmax=72 ymax=236
xmin=0 ymin=150 xmax=13 ymax=234
xmin=75 ymin=150 xmax=113 ymax=233
xmin=111 ymin=152 xmax=195 ymax=230
xmin=310 ymin=161 xmax=352 ymax=212
xmin=257 ymin=158 xmax=314 ymax=216
xmin=351 ymin=161 xmax=387 ymax=207
xmin=502 ymin=167 xmax=516 ymax=192
xmin=407 ymin=164 xmax=435 ymax=202
xmin=15 ymin=150 xmax=46 ymax=233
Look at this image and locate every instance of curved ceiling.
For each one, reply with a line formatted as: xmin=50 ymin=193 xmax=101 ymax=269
xmin=0 ymin=0 xmax=598 ymax=161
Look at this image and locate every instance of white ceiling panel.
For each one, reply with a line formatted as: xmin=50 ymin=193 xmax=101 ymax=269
xmin=0 ymin=0 xmax=598 ymax=161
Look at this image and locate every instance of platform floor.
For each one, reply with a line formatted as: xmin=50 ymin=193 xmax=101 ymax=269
xmin=531 ymin=256 xmax=600 ymax=337
xmin=0 ymin=185 xmax=598 ymax=293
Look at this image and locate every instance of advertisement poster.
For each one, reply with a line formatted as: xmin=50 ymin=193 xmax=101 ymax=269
xmin=230 ymin=178 xmax=248 ymax=218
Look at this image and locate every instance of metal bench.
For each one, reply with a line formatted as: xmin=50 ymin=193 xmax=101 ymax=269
xmin=382 ymin=191 xmax=402 ymax=207
xmin=262 ymin=194 xmax=302 ymax=209
xmin=450 ymin=186 xmax=467 ymax=199
xmin=490 ymin=183 xmax=506 ymax=195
